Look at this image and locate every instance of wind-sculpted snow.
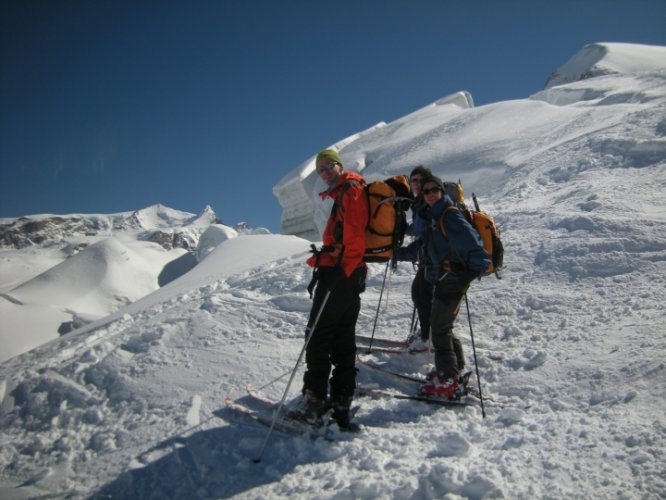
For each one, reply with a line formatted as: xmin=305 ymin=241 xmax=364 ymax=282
xmin=195 ymin=224 xmax=239 ymax=262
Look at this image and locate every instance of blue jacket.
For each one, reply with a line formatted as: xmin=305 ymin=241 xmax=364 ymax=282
xmin=398 ymin=195 xmax=490 ymax=284
xmin=400 ymin=196 xmax=428 ymax=268
xmin=405 ymin=196 xmax=427 ymax=238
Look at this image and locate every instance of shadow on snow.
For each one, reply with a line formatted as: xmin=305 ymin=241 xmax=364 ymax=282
xmin=91 ymin=401 xmax=337 ymax=499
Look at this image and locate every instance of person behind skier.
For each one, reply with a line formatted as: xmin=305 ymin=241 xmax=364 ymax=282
xmin=404 ymin=175 xmax=489 ymax=398
xmin=402 ymin=165 xmax=434 ymax=352
xmin=290 ymin=149 xmax=368 ymax=429
xmin=400 ymin=167 xmax=465 ymax=364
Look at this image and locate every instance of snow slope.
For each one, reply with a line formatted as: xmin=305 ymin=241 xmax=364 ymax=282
xmin=0 ymin=42 xmax=665 ymax=499
xmin=273 ymin=90 xmax=475 ymax=241
xmin=0 ymin=205 xmax=222 ymax=362
xmin=274 ymin=43 xmax=666 ymax=242
xmin=545 ymin=42 xmax=666 ymax=88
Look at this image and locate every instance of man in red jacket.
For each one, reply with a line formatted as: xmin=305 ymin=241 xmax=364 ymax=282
xmin=291 ymin=149 xmax=368 ymax=430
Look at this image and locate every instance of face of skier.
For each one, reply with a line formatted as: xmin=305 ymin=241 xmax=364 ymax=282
xmin=422 ymin=181 xmax=443 ymax=207
xmin=316 ymin=159 xmax=343 ymax=187
xmin=410 ymin=175 xmax=423 ymax=196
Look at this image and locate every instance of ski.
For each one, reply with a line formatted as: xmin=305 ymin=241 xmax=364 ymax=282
xmin=357 ymin=346 xmax=431 ymax=356
xmin=357 ymin=356 xmax=427 ymax=384
xmin=223 ymin=396 xmax=341 ymax=440
xmin=245 ymin=385 xmax=362 ymax=434
xmin=356 ymin=334 xmax=407 ymax=348
xmin=245 ymin=385 xmax=282 ymax=409
xmin=359 ymin=357 xmax=477 ymax=394
xmin=223 ymin=397 xmax=316 ymax=436
xmin=355 ymin=385 xmax=475 ymax=407
xmin=358 ymin=359 xmax=490 ymax=402
xmin=360 ymin=345 xmax=503 ymax=361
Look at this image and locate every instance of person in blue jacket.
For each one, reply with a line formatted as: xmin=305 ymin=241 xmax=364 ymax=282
xmin=404 ymin=165 xmax=434 ymax=351
xmin=399 ymin=175 xmax=490 ymax=398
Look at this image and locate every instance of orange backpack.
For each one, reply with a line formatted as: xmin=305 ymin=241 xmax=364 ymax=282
xmin=333 ymin=175 xmax=414 ymax=265
xmin=438 ymin=185 xmax=504 ymax=278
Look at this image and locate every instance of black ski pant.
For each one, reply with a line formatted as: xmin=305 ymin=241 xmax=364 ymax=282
xmin=430 ymin=271 xmax=474 ymax=379
xmin=411 ymin=266 xmax=433 ymax=340
xmin=303 ymin=266 xmax=366 ymax=402
xmin=414 ymin=267 xmax=465 ymax=365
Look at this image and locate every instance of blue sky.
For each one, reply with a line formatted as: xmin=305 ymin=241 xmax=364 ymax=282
xmin=1 ymin=0 xmax=665 ymax=233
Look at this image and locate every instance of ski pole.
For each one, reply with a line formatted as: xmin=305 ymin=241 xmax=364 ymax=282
xmin=253 ymin=287 xmax=333 ymax=463
xmin=366 ymin=260 xmax=390 ymax=352
xmin=409 ymin=303 xmax=417 ymax=336
xmin=464 ymin=293 xmax=486 ymax=418
xmin=256 ymin=369 xmax=291 ymax=392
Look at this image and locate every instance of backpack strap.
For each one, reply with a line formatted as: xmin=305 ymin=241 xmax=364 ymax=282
xmin=331 ymin=180 xmax=360 ymax=216
xmin=436 ymin=206 xmax=468 ymax=273
xmin=330 ymin=179 xmax=362 ymax=245
xmin=436 ymin=206 xmax=460 ymax=236
xmin=308 ymin=180 xmax=358 ymax=295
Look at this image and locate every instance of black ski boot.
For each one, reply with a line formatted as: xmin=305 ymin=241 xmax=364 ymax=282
xmin=330 ymin=395 xmax=359 ymax=432
xmin=288 ymin=389 xmax=328 ymax=426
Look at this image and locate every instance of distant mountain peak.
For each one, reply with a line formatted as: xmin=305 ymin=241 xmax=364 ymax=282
xmin=545 ymin=42 xmax=666 ymax=88
xmin=0 ymin=204 xmax=222 ymax=250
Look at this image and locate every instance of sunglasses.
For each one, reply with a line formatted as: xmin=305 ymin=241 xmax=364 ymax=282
xmin=410 ymin=176 xmax=422 ymax=184
xmin=422 ymin=187 xmax=443 ymax=195
xmin=316 ymin=161 xmax=340 ymax=174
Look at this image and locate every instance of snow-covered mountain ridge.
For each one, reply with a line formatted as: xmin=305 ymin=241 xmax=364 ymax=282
xmin=545 ymin=41 xmax=666 ymax=87
xmin=0 ymin=204 xmax=254 ymax=363
xmin=0 ymin=42 xmax=665 ymax=499
xmin=0 ymin=204 xmax=220 ymax=251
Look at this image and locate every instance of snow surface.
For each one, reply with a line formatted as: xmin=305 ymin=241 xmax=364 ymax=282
xmin=1 ymin=42 xmax=665 ymax=499
xmin=0 ymin=205 xmax=224 ymax=363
